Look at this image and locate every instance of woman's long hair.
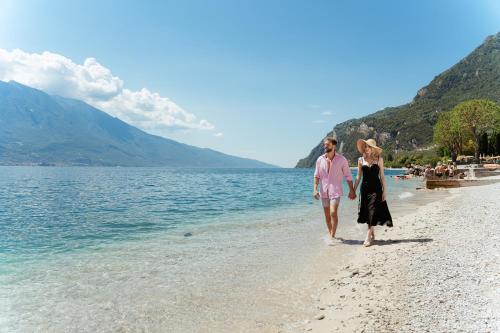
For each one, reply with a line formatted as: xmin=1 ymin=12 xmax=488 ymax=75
xmin=362 ymin=145 xmax=380 ymax=161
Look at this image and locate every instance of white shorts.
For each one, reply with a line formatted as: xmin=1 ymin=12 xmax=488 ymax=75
xmin=321 ymin=197 xmax=341 ymax=208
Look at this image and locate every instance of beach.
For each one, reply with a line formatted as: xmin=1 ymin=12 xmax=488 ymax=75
xmin=1 ymin=4 xmax=499 ymax=332
xmin=1 ymin=168 xmax=499 ymax=332
xmin=294 ymin=180 xmax=500 ymax=333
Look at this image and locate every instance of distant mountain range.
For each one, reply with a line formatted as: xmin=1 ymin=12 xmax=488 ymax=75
xmin=0 ymin=81 xmax=276 ymax=167
xmin=297 ymin=32 xmax=500 ymax=167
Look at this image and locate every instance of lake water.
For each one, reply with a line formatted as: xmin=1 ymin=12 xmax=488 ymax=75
xmin=0 ymin=167 xmax=428 ymax=332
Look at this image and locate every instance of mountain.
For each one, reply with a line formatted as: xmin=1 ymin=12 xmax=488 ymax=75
xmin=0 ymin=81 xmax=276 ymax=167
xmin=296 ymin=32 xmax=500 ymax=167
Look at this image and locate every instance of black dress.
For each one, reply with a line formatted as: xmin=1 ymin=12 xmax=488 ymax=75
xmin=357 ymin=158 xmax=393 ymax=227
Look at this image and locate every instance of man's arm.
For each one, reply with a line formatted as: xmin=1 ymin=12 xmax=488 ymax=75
xmin=313 ymin=160 xmax=320 ymax=200
xmin=313 ymin=177 xmax=320 ymax=199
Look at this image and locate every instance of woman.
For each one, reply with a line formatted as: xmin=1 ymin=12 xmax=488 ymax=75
xmin=353 ymin=139 xmax=393 ymax=247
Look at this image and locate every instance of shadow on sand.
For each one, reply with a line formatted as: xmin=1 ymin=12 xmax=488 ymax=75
xmin=373 ymin=238 xmax=433 ymax=246
xmin=337 ymin=237 xmax=433 ymax=246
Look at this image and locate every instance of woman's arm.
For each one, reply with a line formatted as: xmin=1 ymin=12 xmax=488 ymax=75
xmin=353 ymin=157 xmax=362 ymax=192
xmin=378 ymin=156 xmax=387 ymax=201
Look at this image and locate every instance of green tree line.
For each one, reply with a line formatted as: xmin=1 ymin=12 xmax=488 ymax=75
xmin=433 ymin=99 xmax=500 ymax=163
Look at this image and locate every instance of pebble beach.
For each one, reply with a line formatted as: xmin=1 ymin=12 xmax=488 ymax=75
xmin=295 ymin=180 xmax=500 ymax=333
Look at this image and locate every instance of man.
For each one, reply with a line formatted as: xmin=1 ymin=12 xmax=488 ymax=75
xmin=313 ymin=138 xmax=356 ymax=241
xmin=435 ymin=161 xmax=445 ymax=177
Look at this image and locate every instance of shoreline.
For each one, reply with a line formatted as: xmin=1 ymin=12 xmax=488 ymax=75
xmin=291 ymin=180 xmax=500 ymax=332
xmin=0 ymin=173 xmax=442 ymax=333
xmin=2 ymin=174 xmax=497 ymax=332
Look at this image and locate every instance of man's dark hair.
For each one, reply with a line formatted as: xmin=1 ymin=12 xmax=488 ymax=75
xmin=324 ymin=137 xmax=337 ymax=145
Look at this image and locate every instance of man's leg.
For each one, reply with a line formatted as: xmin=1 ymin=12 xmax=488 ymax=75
xmin=321 ymin=199 xmax=333 ymax=236
xmin=330 ymin=198 xmax=340 ymax=238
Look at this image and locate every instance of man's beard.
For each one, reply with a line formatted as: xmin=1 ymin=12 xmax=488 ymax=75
xmin=324 ymin=147 xmax=333 ymax=153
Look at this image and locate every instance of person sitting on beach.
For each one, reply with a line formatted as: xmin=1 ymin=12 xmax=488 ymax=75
xmin=405 ymin=164 xmax=415 ymax=176
xmin=435 ymin=162 xmax=445 ymax=178
xmin=447 ymin=163 xmax=455 ymax=177
xmin=313 ymin=137 xmax=356 ymax=242
xmin=415 ymin=165 xmax=425 ymax=177
xmin=424 ymin=165 xmax=434 ymax=179
xmin=353 ymin=139 xmax=393 ymax=247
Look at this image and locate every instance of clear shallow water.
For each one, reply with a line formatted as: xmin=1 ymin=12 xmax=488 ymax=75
xmin=0 ymin=166 xmax=426 ymax=332
xmin=0 ymin=167 xmax=318 ymax=264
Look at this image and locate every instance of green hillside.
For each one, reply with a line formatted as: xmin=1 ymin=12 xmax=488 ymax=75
xmin=296 ymin=32 xmax=500 ymax=167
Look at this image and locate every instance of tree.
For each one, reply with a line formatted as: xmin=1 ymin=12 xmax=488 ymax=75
xmin=487 ymin=131 xmax=498 ymax=155
xmin=495 ymin=133 xmax=500 ymax=156
xmin=453 ymin=99 xmax=500 ymax=163
xmin=479 ymin=133 xmax=489 ymax=155
xmin=433 ymin=110 xmax=466 ymax=162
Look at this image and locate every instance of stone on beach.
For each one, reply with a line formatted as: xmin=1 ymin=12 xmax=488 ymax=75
xmin=349 ymin=269 xmax=359 ymax=278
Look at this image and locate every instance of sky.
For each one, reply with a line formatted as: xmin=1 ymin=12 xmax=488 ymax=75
xmin=0 ymin=0 xmax=499 ymax=167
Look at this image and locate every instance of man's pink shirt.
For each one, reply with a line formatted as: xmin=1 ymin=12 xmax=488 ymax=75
xmin=314 ymin=153 xmax=353 ymax=199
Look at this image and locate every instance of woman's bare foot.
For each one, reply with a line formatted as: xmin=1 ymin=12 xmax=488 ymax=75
xmin=364 ymin=230 xmax=372 ymax=247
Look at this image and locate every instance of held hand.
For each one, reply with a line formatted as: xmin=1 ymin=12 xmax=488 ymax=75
xmin=382 ymin=192 xmax=386 ymax=202
xmin=313 ymin=191 xmax=320 ymax=200
xmin=348 ymin=190 xmax=357 ymax=200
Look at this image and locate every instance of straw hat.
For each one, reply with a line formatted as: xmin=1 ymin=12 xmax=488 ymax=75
xmin=357 ymin=138 xmax=382 ymax=154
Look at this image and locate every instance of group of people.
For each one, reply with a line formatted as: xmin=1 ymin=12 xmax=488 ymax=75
xmin=424 ymin=161 xmax=460 ymax=179
xmin=398 ymin=162 xmax=461 ymax=179
xmin=404 ymin=164 xmax=425 ymax=177
xmin=313 ymin=138 xmax=392 ymax=247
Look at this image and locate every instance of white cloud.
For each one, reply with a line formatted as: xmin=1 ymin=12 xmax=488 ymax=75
xmin=0 ymin=48 xmax=214 ymax=133
xmin=308 ymin=104 xmax=321 ymax=108
xmin=94 ymin=88 xmax=214 ymax=133
xmin=213 ymin=132 xmax=224 ymax=137
xmin=321 ymin=111 xmax=332 ymax=116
